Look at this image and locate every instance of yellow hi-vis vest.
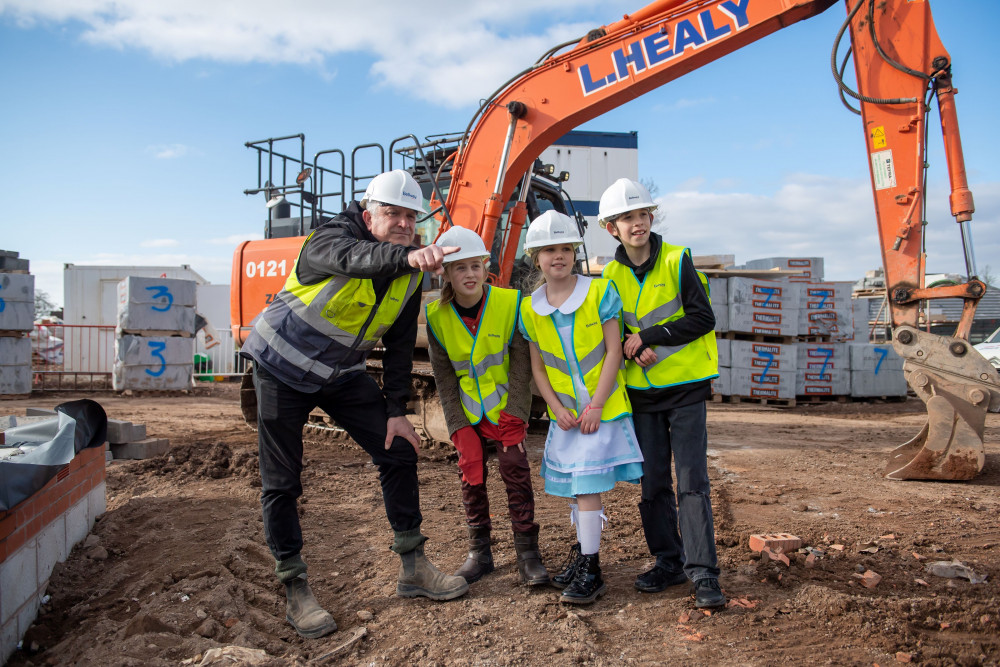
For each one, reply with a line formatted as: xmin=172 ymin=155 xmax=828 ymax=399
xmin=602 ymin=242 xmax=718 ymax=389
xmin=425 ymin=286 xmax=519 ymax=425
xmin=249 ymin=235 xmax=422 ymax=384
xmin=519 ymin=278 xmax=631 ymax=422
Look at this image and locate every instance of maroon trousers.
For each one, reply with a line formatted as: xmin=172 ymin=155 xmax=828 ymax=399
xmin=460 ymin=433 xmax=537 ymax=533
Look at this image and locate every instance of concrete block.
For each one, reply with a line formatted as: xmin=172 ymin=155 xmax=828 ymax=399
xmin=2 ymin=615 xmax=17 ymax=665
xmin=730 ymin=340 xmax=796 ymax=372
xmin=0 ymin=541 xmax=37 ymax=625
xmin=15 ymin=593 xmax=39 ymax=642
xmin=716 ymin=338 xmax=731 ymax=368
xmin=800 ymin=281 xmax=854 ymax=309
xmin=749 ymin=533 xmax=803 ymax=553
xmin=798 ymin=306 xmax=853 ymax=338
xmin=131 ymin=423 xmax=147 ymax=441
xmin=36 ymin=516 xmax=67 ymax=581
xmin=117 ymin=276 xmax=196 ymax=335
xmin=65 ymin=499 xmax=90 ymax=550
xmin=708 ymin=278 xmax=728 ymax=305
xmin=712 ymin=302 xmax=728 ymax=333
xmin=106 ymin=419 xmax=136 ymax=444
xmin=711 ymin=366 xmax=731 ymax=396
xmin=729 ymin=303 xmax=800 ymax=336
xmin=796 ymin=342 xmax=851 ymax=395
xmin=851 ymin=368 xmax=907 ymax=397
xmin=743 ymin=257 xmax=823 ymax=282
xmin=0 ymin=365 xmax=31 ymax=396
xmin=728 ymin=277 xmax=802 ymax=308
xmin=0 ymin=273 xmax=34 ymax=331
xmin=87 ymin=482 xmax=107 ymax=524
xmin=113 ymin=336 xmax=195 ymax=391
xmin=111 ymin=438 xmax=170 ymax=460
xmin=0 ymin=256 xmax=29 ymax=271
xmin=850 ymin=343 xmax=904 ymax=372
xmin=731 ymin=367 xmax=796 ymax=400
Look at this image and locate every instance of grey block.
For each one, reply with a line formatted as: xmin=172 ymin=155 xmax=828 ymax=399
xmin=796 ymin=369 xmax=851 ymax=396
xmin=117 ymin=276 xmax=197 ymax=335
xmin=111 ymin=438 xmax=170 ymax=460
xmin=0 ymin=273 xmax=34 ymax=331
xmin=716 ymin=338 xmax=731 ymax=368
xmin=113 ymin=335 xmax=195 ymax=391
xmin=106 ymin=419 xmax=136 ymax=444
xmin=849 ymin=344 xmax=904 ymax=372
xmin=0 ymin=415 xmax=54 ymax=430
xmin=0 ymin=364 xmax=31 ymax=395
xmin=711 ymin=366 xmax=731 ymax=396
xmin=743 ymin=257 xmax=824 ymax=282
xmin=712 ymin=303 xmax=729 ymax=333
xmin=132 ymin=423 xmax=147 ymax=440
xmin=731 ymin=340 xmax=796 ymax=372
xmin=708 ymin=278 xmax=728 ymax=305
xmin=0 ymin=250 xmax=18 ymax=258
xmin=731 ymin=367 xmax=796 ymax=399
xmin=728 ymin=277 xmax=802 ymax=307
xmin=851 ymin=368 xmax=907 ymax=397
xmin=0 ymin=256 xmax=29 ymax=271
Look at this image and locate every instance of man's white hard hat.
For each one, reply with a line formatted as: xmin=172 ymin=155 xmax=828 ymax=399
xmin=597 ymin=178 xmax=657 ymax=228
xmin=360 ymin=169 xmax=428 ymax=214
xmin=435 ymin=226 xmax=490 ymax=264
xmin=524 ymin=210 xmax=584 ymax=250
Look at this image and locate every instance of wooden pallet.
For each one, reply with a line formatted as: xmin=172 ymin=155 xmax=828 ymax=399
xmin=721 ymin=331 xmax=798 ymax=345
xmin=795 ymin=394 xmax=850 ymax=404
xmin=724 ymin=395 xmax=797 ymax=407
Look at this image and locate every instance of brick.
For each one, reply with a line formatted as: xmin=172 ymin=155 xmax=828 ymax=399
xmin=0 ymin=514 xmax=14 ymax=542
xmin=111 ymin=438 xmax=170 ymax=460
xmin=749 ymin=533 xmax=803 ymax=553
xmin=852 ymin=570 xmax=882 ymax=588
xmin=3 ymin=527 xmax=26 ymax=557
xmin=13 ymin=496 xmax=37 ymax=525
xmin=41 ymin=494 xmax=71 ymax=527
xmin=22 ymin=515 xmax=42 ymax=545
xmin=761 ymin=546 xmax=790 ymax=566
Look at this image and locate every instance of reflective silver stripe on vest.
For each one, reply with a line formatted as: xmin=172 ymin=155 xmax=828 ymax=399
xmin=651 ymin=344 xmax=686 ymax=361
xmin=448 ymin=349 xmax=506 ymax=379
xmin=253 ymin=317 xmax=335 ymax=380
xmin=624 ymin=294 xmax=682 ymax=331
xmin=277 ymin=288 xmax=357 ymax=347
xmin=458 ymin=383 xmax=508 ymax=417
xmin=555 ymin=390 xmax=576 ymax=411
xmin=577 ymin=341 xmax=606 ymax=377
xmin=539 ymin=349 xmax=572 ymax=376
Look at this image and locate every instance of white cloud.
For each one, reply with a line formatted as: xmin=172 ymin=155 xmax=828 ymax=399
xmin=146 ymin=143 xmax=191 ymax=159
xmin=0 ymin=0 xmax=619 ymax=107
xmin=140 ymin=238 xmax=180 ymax=248
xmin=653 ymin=176 xmax=1000 ymax=282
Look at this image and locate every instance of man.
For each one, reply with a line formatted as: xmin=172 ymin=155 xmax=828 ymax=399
xmin=240 ymin=169 xmax=468 ymax=639
xmin=599 ymin=178 xmax=726 ymax=610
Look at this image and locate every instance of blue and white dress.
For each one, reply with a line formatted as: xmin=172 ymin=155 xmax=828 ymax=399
xmin=519 ymin=275 xmax=644 ymax=498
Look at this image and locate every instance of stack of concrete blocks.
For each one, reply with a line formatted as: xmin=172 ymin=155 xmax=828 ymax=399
xmin=799 ymin=281 xmax=855 ymax=340
xmin=852 ymin=299 xmax=870 ymax=342
xmin=730 ymin=339 xmax=797 ymax=400
xmin=728 ymin=277 xmax=802 ymax=337
xmin=743 ymin=256 xmax=823 ymax=283
xmin=796 ymin=343 xmax=851 ymax=397
xmin=106 ymin=418 xmax=168 ymax=460
xmin=709 ymin=278 xmax=728 ymax=334
xmin=850 ymin=343 xmax=907 ymax=397
xmin=712 ymin=338 xmax=731 ymax=397
xmin=0 ymin=252 xmax=34 ymax=396
xmin=113 ymin=277 xmax=196 ymax=391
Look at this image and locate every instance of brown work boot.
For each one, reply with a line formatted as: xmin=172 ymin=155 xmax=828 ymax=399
xmin=284 ymin=575 xmax=338 ymax=638
xmin=513 ymin=529 xmax=550 ymax=586
xmin=454 ymin=526 xmax=494 ymax=584
xmin=397 ymin=544 xmax=470 ymax=600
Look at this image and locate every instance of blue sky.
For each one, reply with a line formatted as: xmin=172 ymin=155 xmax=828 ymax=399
xmin=2 ymin=0 xmax=997 ymax=308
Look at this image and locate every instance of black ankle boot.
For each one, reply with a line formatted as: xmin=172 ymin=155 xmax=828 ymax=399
xmin=453 ymin=526 xmax=494 ymax=583
xmin=551 ymin=542 xmax=582 ymax=589
xmin=560 ymin=552 xmax=605 ymax=604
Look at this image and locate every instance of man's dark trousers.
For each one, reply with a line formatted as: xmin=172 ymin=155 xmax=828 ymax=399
xmin=253 ymin=363 xmax=422 ymax=562
xmin=633 ymin=401 xmax=720 ymax=582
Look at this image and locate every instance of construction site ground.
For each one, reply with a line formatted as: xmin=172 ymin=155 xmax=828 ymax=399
xmin=4 ymin=385 xmax=999 ymax=666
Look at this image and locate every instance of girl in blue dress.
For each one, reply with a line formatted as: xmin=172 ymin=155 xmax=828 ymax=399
xmin=517 ymin=211 xmax=643 ymax=604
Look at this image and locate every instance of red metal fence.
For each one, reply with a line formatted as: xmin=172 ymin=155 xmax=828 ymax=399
xmin=30 ymin=324 xmax=115 ymax=391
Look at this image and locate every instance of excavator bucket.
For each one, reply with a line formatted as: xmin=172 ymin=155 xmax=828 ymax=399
xmin=885 ymin=327 xmax=1000 ymax=481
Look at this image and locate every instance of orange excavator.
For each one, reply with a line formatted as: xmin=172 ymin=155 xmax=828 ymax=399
xmin=231 ymin=0 xmax=999 ymax=480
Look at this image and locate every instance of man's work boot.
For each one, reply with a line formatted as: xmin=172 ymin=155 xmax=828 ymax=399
xmin=550 ymin=542 xmax=582 ymax=589
xmin=454 ymin=526 xmax=494 ymax=584
xmin=284 ymin=575 xmax=338 ymax=639
xmin=397 ymin=544 xmax=470 ymax=600
xmin=560 ymin=552 xmax=606 ymax=605
xmin=694 ymin=578 xmax=727 ymax=609
xmin=513 ymin=529 xmax=550 ymax=586
xmin=634 ymin=563 xmax=688 ymax=593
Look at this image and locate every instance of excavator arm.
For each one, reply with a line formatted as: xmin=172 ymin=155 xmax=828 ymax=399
xmin=443 ymin=0 xmax=999 ymax=480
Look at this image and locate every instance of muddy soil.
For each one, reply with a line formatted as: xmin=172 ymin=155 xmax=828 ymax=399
xmin=3 ymin=386 xmax=999 ymax=666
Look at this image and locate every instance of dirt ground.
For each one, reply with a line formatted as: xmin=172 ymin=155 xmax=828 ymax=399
xmin=3 ymin=385 xmax=999 ymax=666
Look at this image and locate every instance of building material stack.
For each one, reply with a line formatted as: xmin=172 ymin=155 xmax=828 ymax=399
xmin=112 ymin=276 xmax=196 ymax=391
xmin=726 ymin=276 xmax=802 ymax=401
xmin=709 ymin=278 xmax=730 ymax=396
xmin=850 ymin=343 xmax=907 ymax=398
xmin=0 ymin=251 xmax=34 ymax=397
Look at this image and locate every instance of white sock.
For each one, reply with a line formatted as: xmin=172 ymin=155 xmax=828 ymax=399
xmin=578 ymin=509 xmax=604 ymax=555
xmin=569 ymin=503 xmax=581 ymax=544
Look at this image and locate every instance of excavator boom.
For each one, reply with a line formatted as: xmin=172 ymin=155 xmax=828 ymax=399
xmin=441 ymin=0 xmax=998 ymax=480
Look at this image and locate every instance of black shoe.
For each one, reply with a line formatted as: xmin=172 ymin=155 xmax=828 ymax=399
xmin=551 ymin=543 xmax=582 ymax=589
xmin=694 ymin=578 xmax=726 ymax=609
xmin=560 ymin=552 xmax=606 ymax=605
xmin=634 ymin=564 xmax=688 ymax=593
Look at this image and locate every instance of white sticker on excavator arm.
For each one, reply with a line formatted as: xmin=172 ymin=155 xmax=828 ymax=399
xmin=871 ymin=149 xmax=896 ymax=191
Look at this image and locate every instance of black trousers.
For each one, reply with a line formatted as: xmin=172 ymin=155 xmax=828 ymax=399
xmin=253 ymin=363 xmax=422 ymax=562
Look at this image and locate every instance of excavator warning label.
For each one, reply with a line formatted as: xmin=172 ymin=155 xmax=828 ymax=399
xmin=870 ymin=126 xmax=886 ymax=149
xmin=871 ymin=149 xmax=896 ymax=190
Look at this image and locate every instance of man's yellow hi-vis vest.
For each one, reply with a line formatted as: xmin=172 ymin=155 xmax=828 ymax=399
xmin=519 ymin=278 xmax=631 ymax=421
xmin=603 ymin=242 xmax=718 ymax=389
xmin=425 ymin=286 xmax=519 ymax=425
